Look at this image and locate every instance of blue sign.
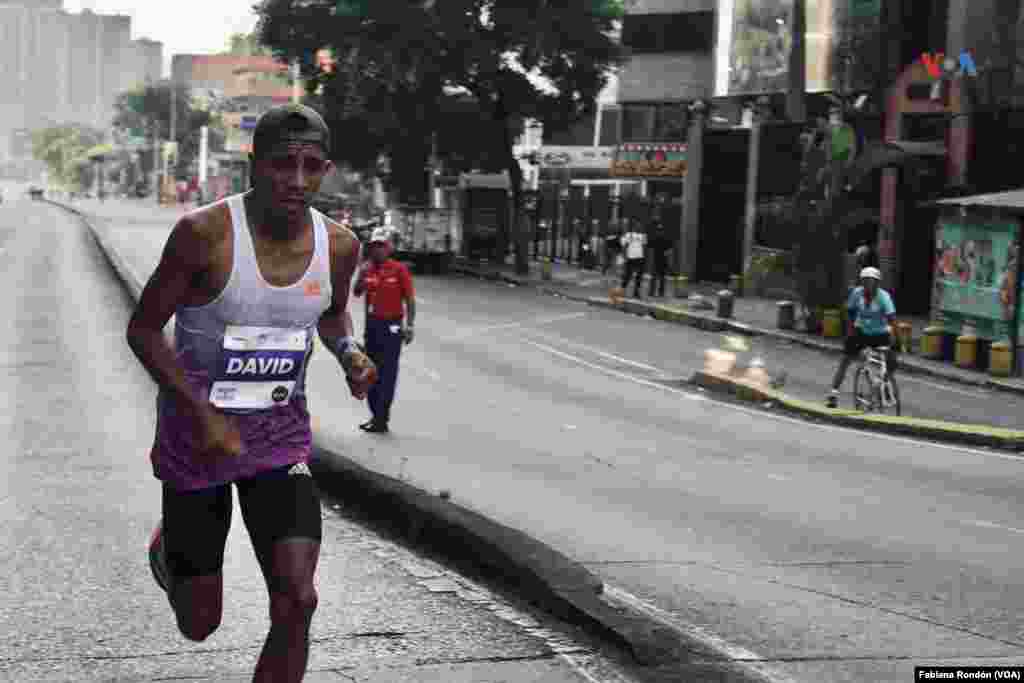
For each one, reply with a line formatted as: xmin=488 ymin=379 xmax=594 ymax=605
xmin=239 ymin=116 xmax=259 ymax=130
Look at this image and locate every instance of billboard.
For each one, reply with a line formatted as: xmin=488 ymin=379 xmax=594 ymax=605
xmin=610 ymin=143 xmax=687 ymax=178
xmin=715 ymin=0 xmax=881 ymax=97
xmin=536 ymin=146 xmax=615 ymax=170
xmin=931 ymin=217 xmax=1021 ymax=342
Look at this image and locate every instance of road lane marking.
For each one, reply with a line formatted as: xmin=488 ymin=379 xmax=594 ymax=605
xmin=525 ymin=330 xmax=664 ymax=373
xmin=603 ymin=584 xmax=797 ymax=683
xmin=448 ymin=312 xmax=588 ymax=339
xmin=524 ymin=340 xmax=705 ymax=401
xmin=963 ymin=519 xmax=1024 ymax=535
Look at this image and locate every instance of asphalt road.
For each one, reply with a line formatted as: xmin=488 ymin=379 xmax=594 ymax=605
xmin=73 ymin=199 xmax=1024 ymax=681
xmin=0 ymin=196 xmax=637 ymax=683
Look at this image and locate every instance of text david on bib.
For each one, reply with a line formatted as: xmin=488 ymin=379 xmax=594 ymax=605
xmin=211 ymin=326 xmax=309 ymax=411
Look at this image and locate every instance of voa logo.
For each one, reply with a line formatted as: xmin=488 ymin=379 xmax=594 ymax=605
xmin=918 ymin=50 xmax=979 ymax=79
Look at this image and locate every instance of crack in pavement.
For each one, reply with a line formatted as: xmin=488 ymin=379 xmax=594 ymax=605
xmin=150 ymin=672 xmax=357 ymax=682
xmin=0 ymin=631 xmax=423 ymax=665
xmin=411 ymin=651 xmax=571 ymax=667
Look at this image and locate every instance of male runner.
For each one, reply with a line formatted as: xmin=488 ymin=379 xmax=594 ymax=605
xmin=126 ymin=103 xmax=376 ymax=683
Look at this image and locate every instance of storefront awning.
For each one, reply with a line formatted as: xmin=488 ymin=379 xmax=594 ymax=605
xmin=931 ymin=188 xmax=1024 ymax=210
xmin=458 ymin=172 xmax=510 ymax=190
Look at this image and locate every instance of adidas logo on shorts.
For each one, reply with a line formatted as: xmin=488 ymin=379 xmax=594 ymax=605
xmin=288 ymin=462 xmax=311 ymax=477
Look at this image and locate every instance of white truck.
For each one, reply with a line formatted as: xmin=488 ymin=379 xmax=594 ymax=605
xmin=384 ymin=206 xmax=461 ymax=274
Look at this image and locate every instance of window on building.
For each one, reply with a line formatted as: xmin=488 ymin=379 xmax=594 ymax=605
xmin=653 ymin=103 xmax=687 ymax=142
xmin=621 ymin=103 xmax=688 ymax=143
xmin=599 ymin=107 xmax=620 ymax=146
xmin=622 ymin=11 xmax=715 ymax=54
xmin=622 ymin=104 xmax=654 ymax=142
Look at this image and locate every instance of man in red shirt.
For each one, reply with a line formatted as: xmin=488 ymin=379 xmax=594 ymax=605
xmin=353 ymin=228 xmax=416 ymax=432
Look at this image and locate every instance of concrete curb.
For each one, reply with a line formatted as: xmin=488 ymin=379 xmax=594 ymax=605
xmin=307 ymin=446 xmax=684 ymax=667
xmin=449 ymin=263 xmax=1024 ymax=399
xmin=690 ymin=370 xmax=1024 ymax=452
xmin=67 ymin=204 xmax=703 ymax=670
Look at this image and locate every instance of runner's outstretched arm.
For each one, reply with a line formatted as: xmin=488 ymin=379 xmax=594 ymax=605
xmin=318 ymin=222 xmax=376 ymax=398
xmin=126 ymin=215 xmax=241 ymax=458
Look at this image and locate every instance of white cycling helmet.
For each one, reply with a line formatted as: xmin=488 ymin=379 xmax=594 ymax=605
xmin=860 ymin=266 xmax=882 ymax=281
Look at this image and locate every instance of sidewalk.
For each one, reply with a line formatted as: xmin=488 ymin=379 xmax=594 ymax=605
xmin=450 ymin=256 xmax=1024 ymax=398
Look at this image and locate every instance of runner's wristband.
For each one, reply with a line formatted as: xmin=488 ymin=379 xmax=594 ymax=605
xmin=333 ymin=336 xmax=359 ymax=358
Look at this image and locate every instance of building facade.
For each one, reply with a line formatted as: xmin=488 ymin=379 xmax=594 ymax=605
xmin=0 ymin=2 xmax=162 ymax=161
xmin=173 ymin=54 xmax=295 ymax=196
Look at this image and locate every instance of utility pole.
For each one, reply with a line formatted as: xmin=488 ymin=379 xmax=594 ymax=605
xmin=169 ymin=81 xmax=177 ymax=150
xmin=152 ymin=118 xmax=160 ymax=201
xmin=786 ymin=0 xmax=807 ymax=123
xmin=679 ymin=100 xmax=706 ymax=279
xmin=292 ymin=59 xmax=301 ymax=104
xmin=199 ymin=124 xmax=209 ymax=194
xmin=741 ymin=97 xmax=768 ymax=285
xmin=426 ymin=131 xmax=438 ymax=208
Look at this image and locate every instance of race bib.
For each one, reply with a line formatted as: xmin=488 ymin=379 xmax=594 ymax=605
xmin=209 ymin=325 xmax=308 ymax=410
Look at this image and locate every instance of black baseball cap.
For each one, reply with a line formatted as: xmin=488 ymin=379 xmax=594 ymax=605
xmin=252 ymin=103 xmax=331 ymax=158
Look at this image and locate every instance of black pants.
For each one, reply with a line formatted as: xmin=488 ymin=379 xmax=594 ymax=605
xmin=622 ymin=258 xmax=645 ymax=295
xmin=603 ymin=245 xmax=618 ymax=274
xmin=162 ymin=464 xmax=322 ymax=578
xmin=365 ymin=317 xmax=404 ymax=425
xmin=649 ymin=258 xmax=668 ymax=297
xmin=844 ymin=331 xmax=898 ymax=377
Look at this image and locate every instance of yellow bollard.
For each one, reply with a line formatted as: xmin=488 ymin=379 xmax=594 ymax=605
xmin=729 ymin=274 xmax=743 ymax=297
xmin=989 ymin=341 xmax=1013 ymax=377
xmin=921 ymin=325 xmax=944 ymax=359
xmin=540 ymin=257 xmax=553 ymax=281
xmin=955 ymin=331 xmax=978 ymax=369
xmin=895 ymin=321 xmax=913 ymax=353
xmin=822 ymin=308 xmax=842 ymax=338
xmin=673 ymin=275 xmax=689 ymax=298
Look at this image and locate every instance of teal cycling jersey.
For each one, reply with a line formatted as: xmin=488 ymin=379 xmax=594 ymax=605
xmin=847 ymin=286 xmax=895 ymax=336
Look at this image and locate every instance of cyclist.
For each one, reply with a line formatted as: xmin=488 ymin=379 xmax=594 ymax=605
xmin=826 ymin=266 xmax=897 ymax=408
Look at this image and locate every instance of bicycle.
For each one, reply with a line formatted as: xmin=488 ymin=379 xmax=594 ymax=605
xmin=852 ymin=346 xmax=901 ymax=415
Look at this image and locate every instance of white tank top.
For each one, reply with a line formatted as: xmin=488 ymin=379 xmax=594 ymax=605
xmin=170 ymin=193 xmax=333 ymax=413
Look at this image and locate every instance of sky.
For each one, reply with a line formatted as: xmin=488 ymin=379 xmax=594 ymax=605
xmin=62 ymin=0 xmax=261 ymax=76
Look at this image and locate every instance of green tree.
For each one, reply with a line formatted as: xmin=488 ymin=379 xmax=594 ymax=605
xmin=226 ymin=31 xmax=271 ymax=56
xmin=113 ymin=82 xmax=221 ymax=178
xmin=255 ymin=0 xmax=625 ymax=273
xmin=30 ymin=124 xmax=105 ymax=191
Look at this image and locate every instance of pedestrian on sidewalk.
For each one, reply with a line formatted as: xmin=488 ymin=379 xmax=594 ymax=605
xmin=620 ymin=220 xmax=647 ymax=298
xmin=353 ymin=228 xmax=416 ymax=433
xmin=826 ymin=266 xmax=897 ymax=408
xmin=854 ymin=241 xmax=878 ymax=272
xmin=647 ymin=214 xmax=675 ymax=298
xmin=603 ymin=224 xmax=622 ymax=276
xmin=588 ymin=231 xmax=601 ymax=270
xmin=128 ymin=103 xmax=377 ymax=683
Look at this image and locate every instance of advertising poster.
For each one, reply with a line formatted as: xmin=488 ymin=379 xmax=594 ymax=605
xmin=932 ymin=218 xmax=1021 ymax=342
xmin=725 ymin=0 xmax=794 ymax=96
xmin=716 ymin=0 xmax=880 ymax=96
xmin=611 ymin=143 xmax=687 ymax=178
